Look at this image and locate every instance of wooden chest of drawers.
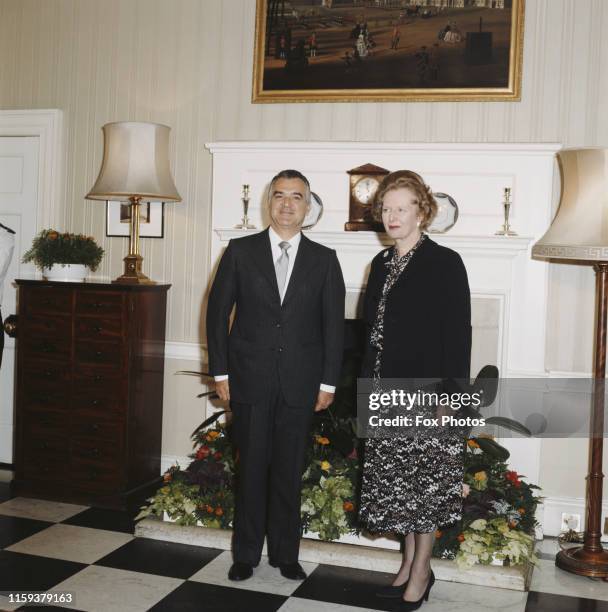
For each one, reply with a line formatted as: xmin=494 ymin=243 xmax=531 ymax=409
xmin=13 ymin=280 xmax=170 ymax=509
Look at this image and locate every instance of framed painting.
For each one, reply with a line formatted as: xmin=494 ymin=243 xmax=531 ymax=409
xmin=106 ymin=201 xmax=165 ymax=238
xmin=252 ymin=0 xmax=524 ymax=103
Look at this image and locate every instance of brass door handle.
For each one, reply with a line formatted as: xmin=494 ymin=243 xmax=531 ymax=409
xmin=3 ymin=314 xmax=17 ymax=338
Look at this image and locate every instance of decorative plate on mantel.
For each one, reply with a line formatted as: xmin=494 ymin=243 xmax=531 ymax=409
xmin=303 ymin=192 xmax=323 ymax=229
xmin=428 ymin=192 xmax=459 ymax=234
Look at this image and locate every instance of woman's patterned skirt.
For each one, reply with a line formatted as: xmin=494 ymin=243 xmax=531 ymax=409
xmin=359 ymin=434 xmax=464 ymax=534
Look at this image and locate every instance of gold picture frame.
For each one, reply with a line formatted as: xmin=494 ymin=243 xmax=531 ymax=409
xmin=253 ymin=0 xmax=524 ymax=103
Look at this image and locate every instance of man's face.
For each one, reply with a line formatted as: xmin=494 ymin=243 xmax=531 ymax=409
xmin=269 ymin=178 xmax=310 ymax=233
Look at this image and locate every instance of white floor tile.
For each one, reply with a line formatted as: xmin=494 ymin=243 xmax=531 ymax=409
xmin=0 ymin=497 xmax=88 ymax=522
xmin=0 ymin=595 xmax=21 ymax=611
xmin=189 ymin=550 xmax=318 ymax=597
xmin=530 ymin=558 xmax=608 ymax=601
xmin=48 ymin=565 xmax=183 ymax=612
xmin=279 ymin=597 xmax=384 ymax=612
xmin=426 ymin=580 xmax=528 ymax=612
xmin=5 ymin=523 xmax=133 ymax=564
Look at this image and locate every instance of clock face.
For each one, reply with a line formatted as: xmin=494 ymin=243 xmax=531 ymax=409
xmin=353 ymin=176 xmax=380 ymax=205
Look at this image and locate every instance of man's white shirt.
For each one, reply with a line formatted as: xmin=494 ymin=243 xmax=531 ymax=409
xmin=214 ymin=228 xmax=335 ymax=394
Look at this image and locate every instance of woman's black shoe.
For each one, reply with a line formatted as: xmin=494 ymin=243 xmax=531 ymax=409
xmin=375 ymin=581 xmax=408 ymax=598
xmin=393 ymin=570 xmax=435 ymax=611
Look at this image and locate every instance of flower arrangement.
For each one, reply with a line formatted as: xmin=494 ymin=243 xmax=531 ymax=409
xmin=138 ymin=335 xmax=541 ymax=569
xmin=456 ymin=517 xmax=537 ymax=569
xmin=432 ymin=435 xmax=541 ymax=567
xmin=136 ymin=421 xmax=234 ymax=529
xmin=22 ymin=229 xmax=104 ymax=271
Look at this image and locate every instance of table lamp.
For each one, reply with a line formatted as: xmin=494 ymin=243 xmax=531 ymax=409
xmin=86 ymin=121 xmax=181 ymax=284
xmin=532 ymin=147 xmax=608 ymax=579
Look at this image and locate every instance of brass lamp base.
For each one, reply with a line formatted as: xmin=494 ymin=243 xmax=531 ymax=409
xmin=556 ymin=547 xmax=608 ymax=579
xmin=112 ymin=254 xmax=156 ymax=285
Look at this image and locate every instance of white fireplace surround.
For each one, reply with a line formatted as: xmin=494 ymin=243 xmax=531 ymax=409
xmin=205 ymin=141 xmax=561 ymax=544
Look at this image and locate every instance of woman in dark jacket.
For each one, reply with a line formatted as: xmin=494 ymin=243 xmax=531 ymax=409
xmin=358 ymin=171 xmax=471 ymax=611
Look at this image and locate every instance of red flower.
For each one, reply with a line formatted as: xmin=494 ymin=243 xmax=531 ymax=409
xmin=214 ymin=451 xmax=223 ymax=461
xmin=196 ymin=446 xmax=210 ymax=460
xmin=505 ymin=470 xmax=521 ymax=487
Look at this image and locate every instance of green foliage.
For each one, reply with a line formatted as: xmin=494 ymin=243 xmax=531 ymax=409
xmin=456 ymin=517 xmax=538 ymax=569
xmin=22 ymin=229 xmax=104 ymax=271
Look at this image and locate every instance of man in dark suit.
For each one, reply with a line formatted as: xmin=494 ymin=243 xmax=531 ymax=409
xmin=207 ymin=170 xmax=345 ymax=582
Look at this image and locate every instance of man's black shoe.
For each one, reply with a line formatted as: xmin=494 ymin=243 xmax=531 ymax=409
xmin=228 ymin=562 xmax=253 ymax=581
xmin=269 ymin=561 xmax=307 ymax=580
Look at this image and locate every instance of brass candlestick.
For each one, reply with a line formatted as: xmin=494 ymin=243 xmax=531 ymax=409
xmin=235 ymin=184 xmax=256 ymax=229
xmin=495 ymin=187 xmax=517 ymax=236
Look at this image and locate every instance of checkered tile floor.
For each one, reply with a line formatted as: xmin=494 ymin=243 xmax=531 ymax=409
xmin=1 ymin=477 xmax=607 ymax=611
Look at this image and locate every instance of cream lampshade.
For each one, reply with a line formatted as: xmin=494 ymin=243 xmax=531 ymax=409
xmin=532 ymin=148 xmax=608 ymax=261
xmin=532 ymin=147 xmax=608 ymax=579
xmin=86 ymin=121 xmax=181 ymax=284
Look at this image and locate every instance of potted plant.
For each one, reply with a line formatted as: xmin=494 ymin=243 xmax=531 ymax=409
xmin=22 ymin=229 xmax=104 ymax=282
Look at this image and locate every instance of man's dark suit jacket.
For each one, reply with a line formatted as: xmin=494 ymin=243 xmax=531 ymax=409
xmin=207 ymin=228 xmax=345 ymax=407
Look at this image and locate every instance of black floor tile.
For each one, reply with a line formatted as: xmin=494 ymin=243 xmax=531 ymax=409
xmin=0 ymin=515 xmax=53 ymax=549
xmin=0 ymin=481 xmax=14 ymax=503
xmin=292 ymin=563 xmax=396 ymax=611
xmin=62 ymin=506 xmax=137 ymax=534
xmin=150 ymin=580 xmax=287 ymax=612
xmin=94 ymin=538 xmax=224 ymax=579
xmin=0 ymin=550 xmax=85 ymax=592
xmin=526 ymin=590 xmax=608 ymax=612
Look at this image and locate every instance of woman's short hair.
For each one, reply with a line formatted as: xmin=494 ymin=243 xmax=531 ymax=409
xmin=372 ymin=170 xmax=438 ymax=231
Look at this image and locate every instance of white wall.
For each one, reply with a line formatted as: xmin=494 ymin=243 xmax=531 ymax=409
xmin=1 ymin=0 xmax=607 ymax=520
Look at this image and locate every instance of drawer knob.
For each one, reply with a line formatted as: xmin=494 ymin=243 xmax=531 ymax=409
xmin=94 ymin=326 xmax=102 ymax=333
xmin=44 ymin=370 xmax=52 ymax=377
xmin=95 ymin=351 xmax=102 ymax=358
xmin=91 ymin=399 xmax=99 ymax=406
xmin=91 ymin=423 xmax=99 ymax=431
xmin=41 ymin=343 xmax=53 ymax=353
xmin=90 ymin=448 xmax=100 ymax=456
xmin=40 ymin=442 xmax=48 ymax=450
xmin=3 ymin=314 xmax=17 ymax=338
xmin=92 ymin=303 xmax=103 ymax=309
xmin=94 ymin=375 xmax=102 ymax=382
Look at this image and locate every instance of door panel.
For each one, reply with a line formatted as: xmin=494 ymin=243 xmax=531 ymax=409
xmin=0 ymin=136 xmax=39 ymax=463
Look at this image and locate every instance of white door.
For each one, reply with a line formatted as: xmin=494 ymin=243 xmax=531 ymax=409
xmin=0 ymin=137 xmax=39 ymax=463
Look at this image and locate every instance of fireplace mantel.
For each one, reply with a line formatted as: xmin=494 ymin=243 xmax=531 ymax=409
xmin=207 ymin=140 xmax=561 ymax=524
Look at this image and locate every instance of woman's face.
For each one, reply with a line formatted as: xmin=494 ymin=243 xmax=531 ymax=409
xmin=381 ymin=187 xmax=422 ymax=241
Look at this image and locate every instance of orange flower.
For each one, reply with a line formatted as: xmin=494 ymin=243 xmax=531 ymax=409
xmin=215 ymin=507 xmax=224 ymax=517
xmin=205 ymin=505 xmax=214 ymax=513
xmin=163 ymin=472 xmax=172 ymax=482
xmin=518 ymin=508 xmax=525 ymax=515
xmin=316 ymin=436 xmax=330 ymax=445
xmin=343 ymin=501 xmax=354 ymax=512
xmin=47 ymin=231 xmax=59 ymax=240
xmin=457 ymin=533 xmax=465 ymax=542
xmin=467 ymin=439 xmax=479 ymax=449
xmin=473 ymin=471 xmax=487 ymax=482
xmin=509 ymin=520 xmax=517 ymax=529
xmin=435 ymin=530 xmax=442 ymax=539
xmin=206 ymin=431 xmax=220 ymax=442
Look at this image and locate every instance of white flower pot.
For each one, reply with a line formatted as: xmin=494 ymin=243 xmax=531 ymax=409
xmin=43 ymin=264 xmax=88 ymax=282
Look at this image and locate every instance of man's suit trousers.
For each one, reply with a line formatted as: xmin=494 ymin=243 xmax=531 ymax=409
xmin=231 ymin=367 xmax=313 ymax=566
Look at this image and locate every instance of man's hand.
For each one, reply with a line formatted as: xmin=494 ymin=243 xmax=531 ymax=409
xmin=314 ymin=390 xmax=334 ymax=412
xmin=215 ymin=379 xmax=230 ymax=402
